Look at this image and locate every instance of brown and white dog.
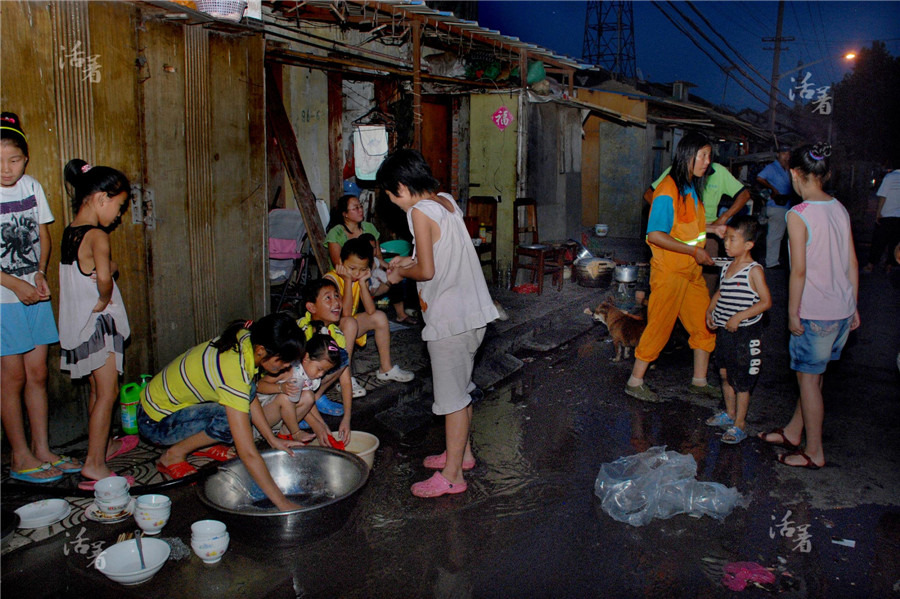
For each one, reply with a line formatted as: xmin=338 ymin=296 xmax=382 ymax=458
xmin=585 ymin=298 xmax=646 ymax=362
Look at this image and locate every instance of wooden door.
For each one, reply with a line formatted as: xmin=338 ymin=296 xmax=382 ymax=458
xmin=421 ymin=99 xmax=451 ymax=191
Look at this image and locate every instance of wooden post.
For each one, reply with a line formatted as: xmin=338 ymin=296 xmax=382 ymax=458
xmin=411 ymin=20 xmax=422 ymax=151
xmin=265 ymin=65 xmax=330 ymax=272
xmin=327 ymin=71 xmax=343 ymax=206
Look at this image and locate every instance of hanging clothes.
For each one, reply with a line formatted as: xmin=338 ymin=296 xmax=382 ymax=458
xmin=353 ymin=125 xmax=389 ymax=180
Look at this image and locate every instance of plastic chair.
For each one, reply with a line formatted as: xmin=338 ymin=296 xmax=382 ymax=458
xmin=466 ymin=196 xmax=498 ymax=283
xmin=268 ymin=208 xmax=313 ymax=313
xmin=511 ymin=198 xmax=564 ymax=294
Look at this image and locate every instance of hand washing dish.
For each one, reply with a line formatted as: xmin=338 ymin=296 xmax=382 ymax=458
xmin=15 ymin=499 xmax=71 ymax=529
xmin=199 ymin=448 xmax=369 ymax=546
xmin=95 ymin=537 xmax=170 ymax=585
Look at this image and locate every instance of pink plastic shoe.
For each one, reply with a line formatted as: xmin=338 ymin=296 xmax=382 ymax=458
xmin=422 ymin=451 xmax=476 ymax=471
xmin=411 ymin=472 xmax=468 ymax=498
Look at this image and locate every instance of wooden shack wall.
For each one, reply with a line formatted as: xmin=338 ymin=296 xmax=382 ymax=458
xmin=1 ymin=1 xmax=267 ymax=444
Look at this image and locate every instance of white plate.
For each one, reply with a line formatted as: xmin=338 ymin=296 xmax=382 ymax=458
xmin=15 ymin=499 xmax=71 ymax=529
xmin=84 ymin=498 xmax=135 ymax=524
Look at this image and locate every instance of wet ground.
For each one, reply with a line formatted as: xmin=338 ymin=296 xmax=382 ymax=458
xmin=2 ymin=243 xmax=899 ymax=598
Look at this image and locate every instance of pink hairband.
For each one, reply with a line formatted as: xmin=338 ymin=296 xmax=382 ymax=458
xmin=81 ymin=163 xmax=92 ymax=173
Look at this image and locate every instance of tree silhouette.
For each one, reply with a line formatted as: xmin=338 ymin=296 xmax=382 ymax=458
xmin=833 ymin=42 xmax=900 ymax=165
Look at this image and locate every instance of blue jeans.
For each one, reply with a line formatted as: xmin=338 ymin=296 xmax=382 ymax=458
xmin=138 ymin=401 xmax=235 ymax=445
xmin=789 ymin=316 xmax=852 ymax=374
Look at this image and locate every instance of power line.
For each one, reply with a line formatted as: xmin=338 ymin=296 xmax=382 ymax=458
xmin=650 ymin=1 xmax=773 ymax=109
xmin=663 ymin=1 xmax=787 ymax=106
xmin=685 ymin=2 xmax=781 ymax=105
xmin=736 ymin=1 xmax=772 ymax=34
xmin=706 ymin=2 xmax=768 ymax=40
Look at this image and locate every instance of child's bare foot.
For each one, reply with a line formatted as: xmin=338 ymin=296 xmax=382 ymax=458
xmin=11 ymin=456 xmax=63 ymax=481
xmin=34 ymin=451 xmax=82 ymax=473
xmin=79 ymin=464 xmax=115 ymax=482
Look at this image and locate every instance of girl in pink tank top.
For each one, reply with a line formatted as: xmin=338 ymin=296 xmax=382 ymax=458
xmin=759 ymin=143 xmax=860 ymax=470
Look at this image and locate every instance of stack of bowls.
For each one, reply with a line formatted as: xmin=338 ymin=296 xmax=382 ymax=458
xmin=94 ymin=476 xmax=132 ymax=516
xmin=191 ymin=519 xmax=230 ymax=564
xmin=134 ymin=495 xmax=171 ymax=536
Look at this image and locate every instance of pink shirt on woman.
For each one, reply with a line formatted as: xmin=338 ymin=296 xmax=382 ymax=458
xmin=788 ymin=198 xmax=856 ymax=320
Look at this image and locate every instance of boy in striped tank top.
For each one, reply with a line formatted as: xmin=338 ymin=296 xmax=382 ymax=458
xmin=704 ymin=216 xmax=772 ymax=443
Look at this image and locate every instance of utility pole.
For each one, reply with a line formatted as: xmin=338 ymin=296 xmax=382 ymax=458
xmin=764 ymin=0 xmax=793 ymax=138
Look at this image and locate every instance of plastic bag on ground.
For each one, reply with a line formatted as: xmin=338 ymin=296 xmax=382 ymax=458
xmin=594 ymin=446 xmax=746 ymax=526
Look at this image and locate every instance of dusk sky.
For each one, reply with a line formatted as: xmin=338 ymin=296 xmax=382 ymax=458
xmin=477 ymin=1 xmax=900 ymax=112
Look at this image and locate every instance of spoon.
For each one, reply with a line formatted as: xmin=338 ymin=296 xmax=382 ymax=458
xmin=134 ymin=529 xmax=146 ymax=570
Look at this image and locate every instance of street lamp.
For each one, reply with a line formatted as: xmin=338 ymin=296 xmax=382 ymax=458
xmin=775 ymin=52 xmax=857 ymax=82
xmin=768 ymin=52 xmax=856 ymax=137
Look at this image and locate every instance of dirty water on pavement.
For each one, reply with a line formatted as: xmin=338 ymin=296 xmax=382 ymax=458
xmin=243 ymin=331 xmax=896 ymax=599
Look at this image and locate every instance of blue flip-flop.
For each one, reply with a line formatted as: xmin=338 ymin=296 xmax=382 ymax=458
xmin=722 ymin=426 xmax=748 ymax=444
xmin=316 ymin=396 xmax=344 ymax=417
xmin=10 ymin=463 xmax=64 ymax=483
xmin=50 ymin=455 xmax=83 ymax=474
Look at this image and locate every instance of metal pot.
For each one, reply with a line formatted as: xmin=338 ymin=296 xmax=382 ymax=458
xmin=614 ymin=264 xmax=639 ymax=283
xmin=198 ymin=448 xmax=369 ymax=546
xmin=568 ymin=239 xmax=594 ymax=262
xmin=574 ymin=257 xmax=615 ymax=288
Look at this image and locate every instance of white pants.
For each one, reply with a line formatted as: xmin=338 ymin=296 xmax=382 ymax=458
xmin=765 ymin=206 xmax=789 ymax=267
xmin=427 ymin=327 xmax=486 ymax=416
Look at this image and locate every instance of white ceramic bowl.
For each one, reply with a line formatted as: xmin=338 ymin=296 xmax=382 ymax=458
xmin=135 ymin=494 xmax=171 ymax=510
xmin=191 ymin=532 xmax=230 ymax=564
xmin=95 ymin=537 xmax=170 ymax=585
xmin=191 ymin=519 xmax=227 ymax=540
xmin=134 ymin=507 xmax=170 ymax=536
xmin=594 ymin=224 xmax=609 ymax=237
xmin=310 ymin=431 xmax=379 ymax=469
xmin=95 ymin=493 xmax=132 ymax=515
xmin=94 ymin=476 xmax=130 ymax=500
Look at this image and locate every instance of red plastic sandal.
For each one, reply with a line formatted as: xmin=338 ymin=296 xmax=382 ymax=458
xmin=156 ymin=461 xmax=198 ymax=479
xmin=191 ymin=444 xmax=235 ymax=462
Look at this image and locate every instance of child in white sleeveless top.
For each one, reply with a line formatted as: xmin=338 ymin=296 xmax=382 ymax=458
xmin=378 ymin=149 xmax=498 ymax=498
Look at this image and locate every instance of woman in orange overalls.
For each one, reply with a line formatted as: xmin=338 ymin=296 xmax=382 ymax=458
xmin=625 ymin=132 xmax=726 ymax=403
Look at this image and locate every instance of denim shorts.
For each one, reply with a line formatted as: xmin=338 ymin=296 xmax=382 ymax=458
xmin=789 ymin=316 xmax=852 ymax=374
xmin=0 ymin=300 xmax=59 ymax=356
xmin=138 ymin=401 xmax=235 ymax=445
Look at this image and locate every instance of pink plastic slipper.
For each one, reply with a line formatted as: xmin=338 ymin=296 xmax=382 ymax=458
xmin=411 ymin=472 xmax=468 ymax=498
xmin=106 ymin=435 xmax=139 ymax=461
xmin=78 ymin=472 xmax=136 ymax=491
xmin=422 ymin=451 xmax=476 ymax=471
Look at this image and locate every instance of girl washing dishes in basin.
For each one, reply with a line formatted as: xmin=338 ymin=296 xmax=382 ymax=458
xmin=138 ymin=313 xmax=309 ymax=511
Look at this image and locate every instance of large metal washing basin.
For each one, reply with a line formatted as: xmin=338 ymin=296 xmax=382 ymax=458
xmin=198 ymin=447 xmax=369 ymax=545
